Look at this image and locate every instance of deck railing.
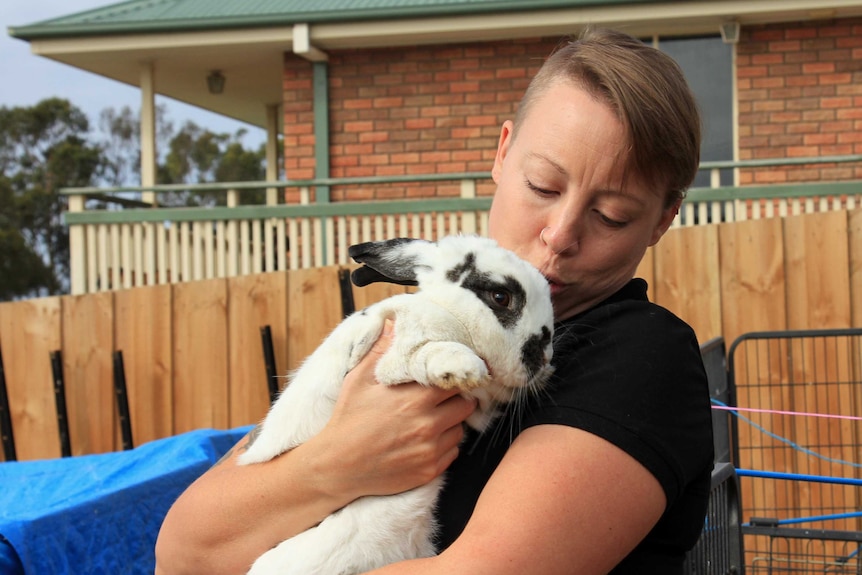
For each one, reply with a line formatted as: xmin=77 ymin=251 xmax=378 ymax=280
xmin=62 ymin=156 xmax=862 ymax=294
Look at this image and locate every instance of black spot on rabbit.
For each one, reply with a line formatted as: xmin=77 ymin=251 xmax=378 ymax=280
xmin=445 ymin=254 xmax=527 ymax=329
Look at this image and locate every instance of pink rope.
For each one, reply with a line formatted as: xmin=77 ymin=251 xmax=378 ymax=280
xmin=711 ymin=404 xmax=862 ymax=421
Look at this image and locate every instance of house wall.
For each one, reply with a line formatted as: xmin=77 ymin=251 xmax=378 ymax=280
xmin=281 ymin=17 xmax=862 ymax=202
xmin=737 ymin=17 xmax=862 ymax=185
xmin=281 ymin=38 xmax=558 ymax=202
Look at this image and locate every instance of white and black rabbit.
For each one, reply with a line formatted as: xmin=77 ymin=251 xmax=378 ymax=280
xmin=238 ymin=235 xmax=555 ymax=575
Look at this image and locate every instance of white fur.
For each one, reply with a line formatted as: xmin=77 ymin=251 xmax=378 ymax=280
xmin=238 ymin=235 xmax=554 ymax=575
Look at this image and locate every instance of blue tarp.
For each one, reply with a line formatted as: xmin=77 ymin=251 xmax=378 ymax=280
xmin=0 ymin=426 xmax=251 ymax=575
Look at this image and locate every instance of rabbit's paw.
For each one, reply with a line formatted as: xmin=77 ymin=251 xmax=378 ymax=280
xmin=422 ymin=342 xmax=490 ymax=390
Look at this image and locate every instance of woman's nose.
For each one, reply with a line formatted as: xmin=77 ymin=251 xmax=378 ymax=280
xmin=540 ymin=224 xmax=579 ymax=254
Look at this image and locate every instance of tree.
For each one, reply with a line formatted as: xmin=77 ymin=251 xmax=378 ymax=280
xmin=0 ymin=189 xmax=55 ymax=300
xmin=98 ymin=111 xmax=268 ymax=206
xmin=159 ymin=121 xmax=267 ymax=206
xmin=0 ymin=98 xmax=104 ymax=299
xmin=98 ymin=103 xmax=174 ymax=186
xmin=0 ymin=99 xmax=269 ymax=301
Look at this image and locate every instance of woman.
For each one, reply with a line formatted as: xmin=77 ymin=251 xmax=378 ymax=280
xmin=156 ymin=28 xmax=713 ymax=575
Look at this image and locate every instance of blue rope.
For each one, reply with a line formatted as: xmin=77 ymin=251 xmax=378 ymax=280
xmin=736 ymin=468 xmax=862 ymax=486
xmin=740 ymin=511 xmax=862 ymax=527
xmin=736 ymin=472 xmax=862 ymax=528
xmin=711 ymin=399 xmax=862 ymax=469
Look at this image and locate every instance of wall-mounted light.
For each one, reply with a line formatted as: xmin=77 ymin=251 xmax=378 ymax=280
xmin=207 ymin=70 xmax=226 ymax=95
xmin=720 ymin=21 xmax=741 ymax=44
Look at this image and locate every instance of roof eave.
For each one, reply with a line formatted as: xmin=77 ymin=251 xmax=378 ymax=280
xmin=7 ymin=0 xmax=655 ymax=41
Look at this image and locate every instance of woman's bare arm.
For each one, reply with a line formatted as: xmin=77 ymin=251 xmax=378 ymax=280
xmin=155 ymin=322 xmax=476 ymax=575
xmin=366 ymin=425 xmax=666 ymax=575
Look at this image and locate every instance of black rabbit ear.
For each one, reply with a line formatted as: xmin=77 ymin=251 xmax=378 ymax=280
xmin=348 ymin=238 xmax=425 ymax=287
xmin=351 ymin=266 xmax=418 ymax=287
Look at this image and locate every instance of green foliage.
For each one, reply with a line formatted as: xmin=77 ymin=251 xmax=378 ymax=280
xmin=0 ymin=98 xmax=270 ymax=301
xmin=0 ymin=98 xmax=102 ymax=299
xmin=97 ymin=111 xmax=268 ymax=207
xmin=157 ymin=121 xmax=267 ymax=207
xmin=98 ymin=105 xmax=142 ymax=186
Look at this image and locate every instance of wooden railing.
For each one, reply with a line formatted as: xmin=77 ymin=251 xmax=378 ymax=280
xmin=62 ymin=156 xmax=862 ymax=294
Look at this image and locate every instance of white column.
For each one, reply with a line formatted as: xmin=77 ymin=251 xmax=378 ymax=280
xmin=68 ymin=195 xmax=86 ymax=294
xmin=265 ymin=103 xmax=281 ymax=271
xmin=140 ymin=61 xmax=157 ymax=206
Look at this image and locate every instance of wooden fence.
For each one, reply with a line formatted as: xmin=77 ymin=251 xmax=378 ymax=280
xmin=1 ymin=209 xmax=860 ymax=462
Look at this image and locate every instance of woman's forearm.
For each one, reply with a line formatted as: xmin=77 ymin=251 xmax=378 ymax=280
xmin=154 ymin=428 xmax=359 ymax=575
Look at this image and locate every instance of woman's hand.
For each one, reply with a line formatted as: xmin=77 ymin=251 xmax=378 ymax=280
xmin=307 ymin=319 xmax=478 ymax=501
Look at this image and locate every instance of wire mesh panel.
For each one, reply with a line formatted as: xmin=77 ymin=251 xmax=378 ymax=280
xmin=744 ymin=523 xmax=862 ymax=574
xmin=727 ymin=329 xmax=862 ymax=574
xmin=702 ymin=337 xmax=735 ymax=464
xmin=683 ymin=463 xmax=745 ymax=575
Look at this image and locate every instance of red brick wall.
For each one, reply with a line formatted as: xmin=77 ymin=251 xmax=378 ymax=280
xmin=282 ymin=38 xmax=558 ymax=203
xmin=284 ymin=19 xmax=862 ymax=202
xmin=282 ymin=57 xmax=315 ymax=202
xmin=737 ymin=18 xmax=862 ymax=185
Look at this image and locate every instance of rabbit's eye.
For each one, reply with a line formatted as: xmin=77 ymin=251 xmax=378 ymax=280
xmin=489 ymin=290 xmax=512 ymax=308
xmin=463 ymin=274 xmax=525 ymax=327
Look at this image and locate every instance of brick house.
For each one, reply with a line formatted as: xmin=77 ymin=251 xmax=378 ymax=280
xmin=736 ymin=19 xmax=862 ymax=184
xmin=10 ymin=1 xmax=862 ymax=201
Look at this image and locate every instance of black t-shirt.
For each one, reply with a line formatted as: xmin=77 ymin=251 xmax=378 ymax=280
xmin=435 ymin=278 xmax=714 ymax=573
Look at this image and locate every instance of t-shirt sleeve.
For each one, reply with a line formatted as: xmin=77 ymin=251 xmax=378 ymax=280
xmin=520 ymin=300 xmax=714 ymax=506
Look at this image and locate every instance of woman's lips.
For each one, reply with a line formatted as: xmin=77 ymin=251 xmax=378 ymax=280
xmin=544 ymin=275 xmax=565 ymax=296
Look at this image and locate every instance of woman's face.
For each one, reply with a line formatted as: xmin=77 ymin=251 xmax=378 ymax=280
xmin=488 ymin=80 xmax=679 ymax=321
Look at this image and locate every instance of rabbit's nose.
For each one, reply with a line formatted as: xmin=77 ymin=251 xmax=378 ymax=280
xmin=521 ymin=326 xmax=553 ymax=377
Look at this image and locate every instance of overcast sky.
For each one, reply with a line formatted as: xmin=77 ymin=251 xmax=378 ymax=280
xmin=1 ymin=0 xmax=265 ymax=145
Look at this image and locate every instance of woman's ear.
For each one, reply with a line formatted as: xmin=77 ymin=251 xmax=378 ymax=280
xmin=648 ymin=199 xmax=681 ymax=246
xmin=491 ymin=120 xmax=514 ymax=184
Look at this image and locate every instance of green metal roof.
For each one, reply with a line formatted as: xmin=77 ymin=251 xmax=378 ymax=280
xmin=10 ymin=0 xmax=657 ymax=39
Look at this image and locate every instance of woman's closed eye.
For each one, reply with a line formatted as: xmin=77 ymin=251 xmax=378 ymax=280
xmin=524 ymin=176 xmax=630 ymax=228
xmin=524 ymin=178 xmax=558 ymax=197
xmin=596 ymin=211 xmax=629 ymax=228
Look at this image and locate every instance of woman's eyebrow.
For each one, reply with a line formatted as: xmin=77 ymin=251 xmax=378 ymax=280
xmin=526 ymin=152 xmax=568 ymax=175
xmin=596 ymin=187 xmax=650 ymax=209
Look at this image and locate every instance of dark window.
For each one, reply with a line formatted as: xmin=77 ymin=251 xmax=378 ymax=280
xmin=659 ymin=36 xmax=734 ymax=189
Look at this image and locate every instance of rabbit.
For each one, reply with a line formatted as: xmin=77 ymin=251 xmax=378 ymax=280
xmin=237 ymin=234 xmax=555 ymax=575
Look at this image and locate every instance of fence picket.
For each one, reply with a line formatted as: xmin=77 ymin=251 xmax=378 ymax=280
xmin=784 ymin=211 xmax=851 ymax=330
xmin=228 ymin=273 xmax=288 ymax=427
xmin=172 ymin=279 xmax=229 ymax=434
xmin=0 ymin=298 xmax=62 ymax=460
xmin=652 ymin=223 xmax=722 ymax=342
xmin=62 ymin=292 xmax=115 ymax=455
xmin=114 ymin=285 xmax=173 ymax=446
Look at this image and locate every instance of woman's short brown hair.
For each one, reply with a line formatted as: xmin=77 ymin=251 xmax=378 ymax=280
xmin=514 ymin=28 xmax=702 ymax=207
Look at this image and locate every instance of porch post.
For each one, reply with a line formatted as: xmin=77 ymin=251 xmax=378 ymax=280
xmin=68 ymin=195 xmax=86 ymax=295
xmin=265 ymin=104 xmax=282 ymax=270
xmin=140 ymin=62 xmax=157 ymax=206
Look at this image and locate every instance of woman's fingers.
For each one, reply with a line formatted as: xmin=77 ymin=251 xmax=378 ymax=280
xmin=436 ymin=419 xmax=467 ymax=474
xmin=321 ymin=317 xmax=479 ymax=495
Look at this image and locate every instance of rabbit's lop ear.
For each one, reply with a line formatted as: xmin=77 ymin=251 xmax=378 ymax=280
xmin=348 ymin=238 xmax=429 ymax=287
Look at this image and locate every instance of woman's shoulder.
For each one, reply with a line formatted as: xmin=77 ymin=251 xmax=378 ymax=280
xmin=555 ymin=278 xmax=700 ymax=359
xmin=534 ymin=279 xmax=713 ymax=498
